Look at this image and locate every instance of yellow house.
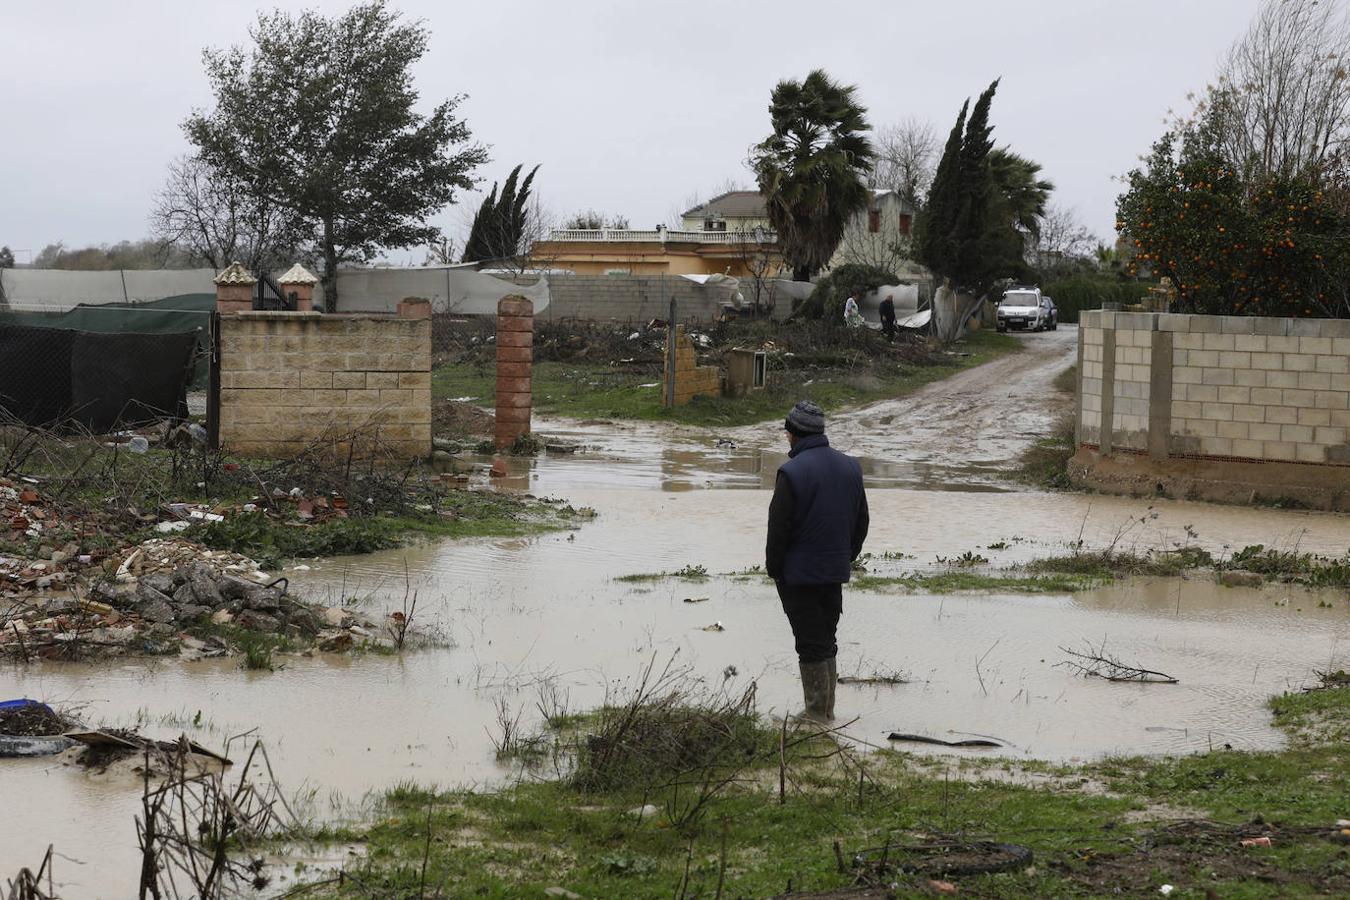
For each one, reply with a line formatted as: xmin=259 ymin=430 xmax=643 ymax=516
xmin=528 ymin=224 xmax=782 ymax=278
xmin=527 ymin=189 xmax=922 ymax=278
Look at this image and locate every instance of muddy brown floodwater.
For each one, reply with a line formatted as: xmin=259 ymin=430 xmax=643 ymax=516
xmin=4 ymin=332 xmax=1349 ymax=896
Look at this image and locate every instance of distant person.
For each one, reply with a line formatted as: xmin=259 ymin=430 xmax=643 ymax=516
xmin=879 ymin=294 xmax=897 ymax=340
xmin=766 ymin=401 xmax=870 ymax=723
xmin=843 ymin=292 xmax=864 ymax=328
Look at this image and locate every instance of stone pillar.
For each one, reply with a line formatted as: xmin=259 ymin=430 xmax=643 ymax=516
xmin=397 ymin=297 xmax=432 ymax=319
xmin=214 ymin=261 xmax=256 ymax=314
xmin=495 ymin=295 xmax=534 ymax=450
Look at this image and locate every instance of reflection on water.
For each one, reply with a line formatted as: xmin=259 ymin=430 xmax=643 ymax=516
xmin=486 ymin=431 xmax=1012 ymax=495
xmin=3 ymin=477 xmax=1349 ymax=893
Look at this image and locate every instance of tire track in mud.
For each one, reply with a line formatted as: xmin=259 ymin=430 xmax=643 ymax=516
xmin=768 ymin=326 xmax=1080 ymax=481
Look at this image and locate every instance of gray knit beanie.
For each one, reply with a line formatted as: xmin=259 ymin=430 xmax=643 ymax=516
xmin=785 ymin=400 xmax=825 ymax=436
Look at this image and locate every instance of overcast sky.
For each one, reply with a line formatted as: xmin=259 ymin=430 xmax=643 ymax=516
xmin=1 ymin=0 xmax=1266 ymax=264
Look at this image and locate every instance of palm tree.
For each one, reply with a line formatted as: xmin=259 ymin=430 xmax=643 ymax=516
xmin=751 ymin=70 xmax=874 ymax=281
xmin=988 ymin=149 xmax=1053 ymax=237
xmin=986 ymin=148 xmax=1053 ymax=281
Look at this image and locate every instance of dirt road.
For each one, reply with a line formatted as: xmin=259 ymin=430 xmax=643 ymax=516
xmin=534 ymin=327 xmax=1079 ymax=492
xmin=731 ymin=325 xmax=1079 ymax=487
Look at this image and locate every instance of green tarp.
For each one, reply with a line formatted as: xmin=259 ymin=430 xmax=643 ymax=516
xmin=0 ymin=294 xmax=213 ymax=386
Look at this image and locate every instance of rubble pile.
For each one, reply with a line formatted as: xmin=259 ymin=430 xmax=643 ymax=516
xmin=1 ymin=543 xmax=378 ymax=662
xmin=2 ymin=479 xmax=103 ymax=593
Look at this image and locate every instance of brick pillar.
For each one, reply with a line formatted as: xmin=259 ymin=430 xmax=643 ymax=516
xmin=397 ymin=297 xmax=432 ymax=319
xmin=289 ymin=283 xmax=315 ymax=312
xmin=495 ymin=295 xmax=534 ymax=450
xmin=214 ymin=261 xmax=256 ymax=314
xmin=278 ymin=263 xmax=319 ymax=312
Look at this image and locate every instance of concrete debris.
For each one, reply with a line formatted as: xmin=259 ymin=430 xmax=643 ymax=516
xmin=1 ymin=542 xmax=381 ymax=662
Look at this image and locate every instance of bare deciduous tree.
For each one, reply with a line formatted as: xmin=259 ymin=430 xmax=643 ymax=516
xmin=870 ymin=117 xmax=939 ymax=209
xmin=732 ymin=225 xmax=782 ymax=314
xmin=150 ymin=155 xmax=300 ymax=272
xmin=1207 ymin=0 xmax=1350 ymax=177
xmin=832 ymin=221 xmax=913 ymax=275
xmin=1033 ymin=204 xmax=1098 ymax=276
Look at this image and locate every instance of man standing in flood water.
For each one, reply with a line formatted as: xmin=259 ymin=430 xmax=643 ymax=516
xmin=766 ymin=401 xmax=869 ymax=722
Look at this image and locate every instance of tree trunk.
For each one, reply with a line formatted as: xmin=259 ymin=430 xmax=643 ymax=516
xmin=322 ymin=218 xmax=338 ymax=311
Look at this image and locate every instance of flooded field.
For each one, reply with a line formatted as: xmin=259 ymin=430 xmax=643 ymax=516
xmin=4 ymin=334 xmax=1349 ymax=893
xmin=3 ymin=480 xmax=1348 ymax=894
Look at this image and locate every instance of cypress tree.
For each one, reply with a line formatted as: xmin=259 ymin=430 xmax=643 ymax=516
xmin=462 ymin=164 xmax=540 ymax=262
xmin=916 ymin=100 xmax=968 ymax=280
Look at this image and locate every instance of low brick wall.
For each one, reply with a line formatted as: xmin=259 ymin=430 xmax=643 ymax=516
xmin=218 ymin=312 xmax=431 ymax=459
xmin=1073 ymin=310 xmax=1350 ymax=508
xmin=662 ymin=326 xmax=721 ymax=406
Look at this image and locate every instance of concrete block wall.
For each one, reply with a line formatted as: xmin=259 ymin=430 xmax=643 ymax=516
xmin=1080 ymin=310 xmax=1350 ymax=465
xmin=218 ymin=312 xmax=432 ymax=458
xmin=662 ymin=326 xmax=721 ymax=406
xmin=497 ymin=275 xmax=757 ymax=323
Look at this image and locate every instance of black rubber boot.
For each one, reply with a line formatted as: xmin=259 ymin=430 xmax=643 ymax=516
xmin=825 ymin=657 xmax=837 ymax=720
xmin=798 ymin=660 xmax=832 ymax=723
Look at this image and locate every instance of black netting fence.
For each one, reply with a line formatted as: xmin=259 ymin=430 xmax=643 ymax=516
xmin=0 ymin=322 xmax=200 ymax=432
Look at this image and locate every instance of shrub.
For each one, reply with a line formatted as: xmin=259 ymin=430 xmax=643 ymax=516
xmin=794 ymin=263 xmax=897 ymax=321
xmin=1042 ymin=276 xmax=1149 ymax=324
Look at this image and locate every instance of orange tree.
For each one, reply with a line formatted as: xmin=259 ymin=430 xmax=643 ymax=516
xmin=1117 ymin=113 xmax=1350 ymax=318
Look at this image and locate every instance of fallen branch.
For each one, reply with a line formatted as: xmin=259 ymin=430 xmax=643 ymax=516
xmin=1057 ymin=644 xmax=1178 ymax=684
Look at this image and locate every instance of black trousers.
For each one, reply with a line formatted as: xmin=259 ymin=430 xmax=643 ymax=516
xmin=776 ymin=582 xmax=843 ymax=664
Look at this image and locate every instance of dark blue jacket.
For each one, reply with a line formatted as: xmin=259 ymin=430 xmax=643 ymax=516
xmin=765 ymin=434 xmax=869 ymax=585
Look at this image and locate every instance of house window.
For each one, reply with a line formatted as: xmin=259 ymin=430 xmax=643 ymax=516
xmin=704 ymin=218 xmax=726 ymax=232
xmin=898 ymin=214 xmax=912 ymax=236
xmin=868 ymin=209 xmax=881 ymax=233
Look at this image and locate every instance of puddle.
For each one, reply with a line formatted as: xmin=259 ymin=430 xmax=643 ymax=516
xmin=3 ymin=485 xmax=1347 ymax=894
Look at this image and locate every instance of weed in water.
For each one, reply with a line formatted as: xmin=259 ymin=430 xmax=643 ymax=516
xmin=1015 ymin=414 xmax=1076 ymax=490
xmin=616 ymin=564 xmax=709 ymax=583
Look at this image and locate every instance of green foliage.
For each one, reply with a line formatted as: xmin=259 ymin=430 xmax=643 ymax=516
xmin=1116 ymin=109 xmax=1350 ymax=317
xmin=461 ymin=164 xmax=539 ymax=263
xmin=1226 ymin=544 xmax=1350 ymax=588
xmin=852 ymin=571 xmax=1101 ymax=594
xmin=917 ymin=82 xmax=1056 ymax=297
xmin=750 ymin=69 xmax=874 ymax=281
xmin=986 ymin=148 xmax=1053 ymax=283
xmin=797 ymin=263 xmax=897 ymax=321
xmin=917 ymin=80 xmax=1015 ymax=296
xmin=192 ymin=512 xmax=405 ymax=568
xmin=184 ymin=0 xmax=488 ymax=308
xmin=1042 ymin=276 xmax=1149 ymax=323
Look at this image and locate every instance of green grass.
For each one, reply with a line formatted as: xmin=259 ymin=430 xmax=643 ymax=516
xmin=191 ymin=493 xmax=580 ymax=568
xmin=320 ymin=685 xmax=1350 ymax=898
xmin=433 ymin=330 xmax=1020 ymax=429
xmin=614 ymin=564 xmax=710 ymax=583
xmin=851 ymin=571 xmax=1103 ymax=594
